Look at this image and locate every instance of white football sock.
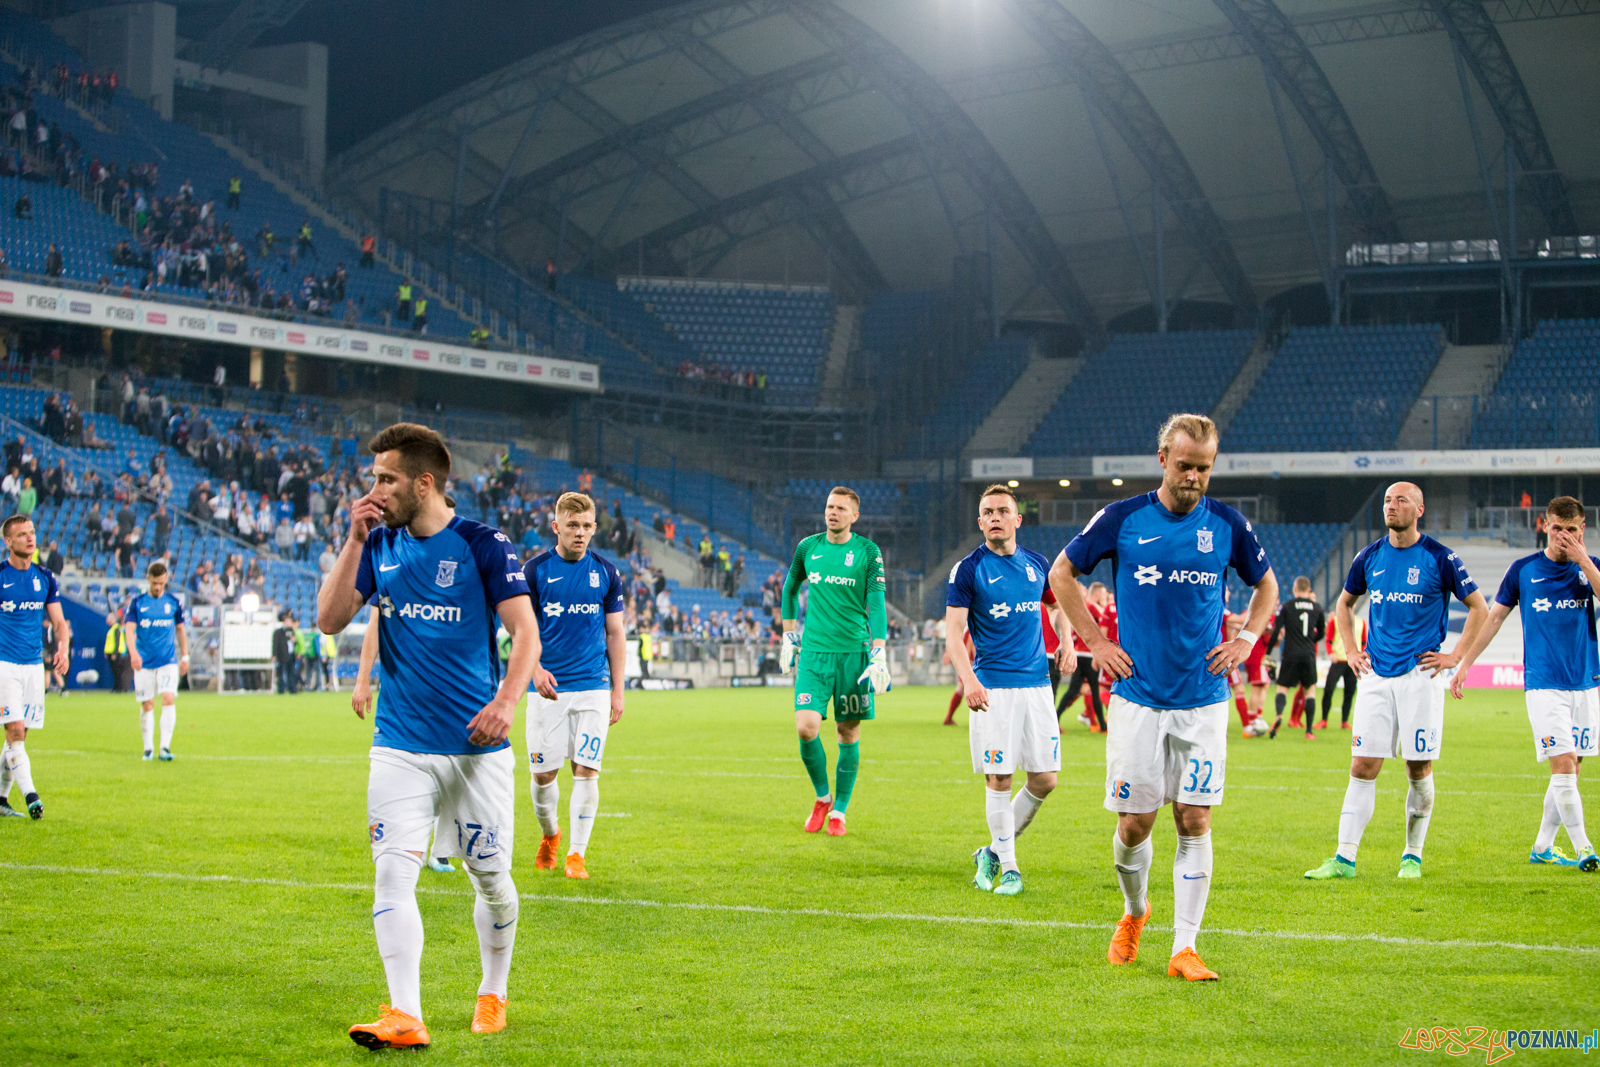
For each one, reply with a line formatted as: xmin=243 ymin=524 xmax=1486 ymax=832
xmin=5 ymin=741 xmax=35 ymax=797
xmin=1336 ymin=776 xmax=1377 ymax=863
xmin=1011 ymin=788 xmax=1045 ymax=837
xmin=466 ymin=866 xmax=518 ymax=998
xmin=1551 ymin=773 xmax=1592 ymax=852
xmin=139 ymin=709 xmax=154 ymax=752
xmin=1171 ymin=831 xmax=1213 ymax=957
xmin=1404 ymin=775 xmax=1434 ymax=858
xmin=372 ymin=850 xmax=425 ymax=1021
xmin=1111 ymin=830 xmax=1152 ymax=917
xmin=159 ymin=704 xmax=176 ymax=750
xmin=0 ymin=749 xmax=10 ymax=800
xmin=986 ymin=788 xmax=1017 ymax=872
xmin=1535 ymin=777 xmax=1563 ymax=851
xmin=569 ymin=776 xmax=599 ymax=856
xmin=534 ymin=779 xmax=560 ymax=837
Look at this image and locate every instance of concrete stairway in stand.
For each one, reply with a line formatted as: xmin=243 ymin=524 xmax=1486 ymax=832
xmin=960 ymin=356 xmax=1083 ymax=460
xmin=1396 ymin=343 xmax=1508 ymax=449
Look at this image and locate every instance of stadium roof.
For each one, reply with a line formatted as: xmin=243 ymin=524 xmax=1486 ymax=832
xmin=325 ymin=0 xmax=1600 ymax=340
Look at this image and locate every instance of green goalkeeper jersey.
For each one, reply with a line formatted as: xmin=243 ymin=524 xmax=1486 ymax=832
xmin=780 ymin=532 xmax=888 ymax=652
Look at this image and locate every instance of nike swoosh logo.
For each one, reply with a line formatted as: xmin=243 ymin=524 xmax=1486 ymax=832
xmin=372 ymin=908 xmax=393 ymax=917
xmin=378 ymin=564 xmax=400 ymax=573
xmin=810 ymin=554 xmax=822 ymax=560
xmin=1181 ymin=873 xmax=1209 ymax=880
xmin=578 ymin=814 xmax=593 ymax=820
xmin=1373 ymin=570 xmax=1385 ymax=575
xmin=492 ymin=919 xmax=516 ymax=930
xmin=1532 ymin=577 xmax=1548 ymax=583
xmin=997 ymin=836 xmax=1011 ymax=842
xmin=546 ymin=576 xmax=563 ymax=583
xmin=988 ymin=576 xmax=1002 ymax=583
xmin=1137 ymin=536 xmax=1161 ymax=544
xmin=1 ymin=582 xmax=13 ymax=589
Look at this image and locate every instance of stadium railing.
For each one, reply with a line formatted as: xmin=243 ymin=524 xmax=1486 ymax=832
xmin=1467 ymin=505 xmax=1600 ymax=548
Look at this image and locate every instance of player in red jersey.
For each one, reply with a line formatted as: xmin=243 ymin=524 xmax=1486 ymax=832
xmin=1042 ymin=590 xmax=1071 ymax=701
xmin=1242 ymin=607 xmax=1276 ymax=731
xmin=1222 ymin=611 xmax=1268 ymax=736
xmin=1057 ymin=582 xmax=1110 ymax=731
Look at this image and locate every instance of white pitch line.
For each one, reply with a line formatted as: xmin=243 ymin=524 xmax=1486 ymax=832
xmin=0 ymin=861 xmax=1593 ymax=958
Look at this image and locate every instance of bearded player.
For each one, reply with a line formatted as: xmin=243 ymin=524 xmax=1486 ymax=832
xmin=319 ymin=423 xmax=544 ymax=1046
xmin=779 ymin=486 xmax=890 ymax=836
xmin=1051 ymin=414 xmax=1276 ymax=982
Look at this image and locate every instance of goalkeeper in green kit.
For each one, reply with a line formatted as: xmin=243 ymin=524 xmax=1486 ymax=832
xmin=780 ymin=486 xmax=891 ymax=837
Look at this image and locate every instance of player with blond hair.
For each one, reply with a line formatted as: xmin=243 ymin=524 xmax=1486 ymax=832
xmin=1051 ymin=414 xmax=1277 ymax=981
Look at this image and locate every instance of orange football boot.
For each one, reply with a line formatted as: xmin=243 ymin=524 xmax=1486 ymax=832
xmin=825 ymin=811 xmax=847 ymax=836
xmin=535 ymin=831 xmax=562 ymax=870
xmin=348 ymin=1005 xmax=430 ymax=1050
xmin=564 ymin=852 xmax=589 ymax=879
xmin=803 ymin=798 xmax=832 ymax=833
xmin=471 ymin=994 xmax=507 ymax=1033
xmin=1107 ymin=902 xmax=1151 ymax=964
xmin=1167 ymin=947 xmax=1219 ymax=981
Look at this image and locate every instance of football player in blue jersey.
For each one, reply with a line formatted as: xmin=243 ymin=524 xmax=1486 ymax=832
xmin=124 ymin=561 xmax=188 ymax=761
xmin=947 ymin=484 xmax=1060 ymax=897
xmin=0 ymin=515 xmax=70 ymax=820
xmin=318 ymin=423 xmax=544 ymax=1048
xmin=1050 ymin=414 xmax=1277 ymax=982
xmin=1450 ymin=495 xmax=1598 ymax=871
xmin=523 ymin=491 xmax=625 ymax=881
xmin=1305 ymin=482 xmax=1488 ymax=882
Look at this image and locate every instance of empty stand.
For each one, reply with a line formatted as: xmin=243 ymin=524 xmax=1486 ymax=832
xmin=1471 ymin=319 xmax=1600 ymax=447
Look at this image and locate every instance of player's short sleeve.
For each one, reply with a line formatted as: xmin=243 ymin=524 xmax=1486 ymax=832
xmin=1066 ymin=505 xmax=1122 ymax=575
xmin=1439 ymin=547 xmax=1478 ymax=601
xmin=43 ymin=568 xmax=58 ymax=605
xmin=173 ymin=597 xmax=186 ymax=625
xmin=1227 ymin=512 xmax=1271 ymax=586
xmin=464 ymin=522 xmax=531 ymax=606
xmin=355 ymin=530 xmax=378 ymax=602
xmin=946 ymin=554 xmax=975 ymax=609
xmin=603 ymin=561 xmax=625 ymax=614
xmin=123 ymin=596 xmax=140 ymax=624
xmin=1494 ymin=560 xmax=1522 ymax=608
xmin=1344 ymin=544 xmax=1371 ymax=596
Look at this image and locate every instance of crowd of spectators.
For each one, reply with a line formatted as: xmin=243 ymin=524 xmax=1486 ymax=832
xmin=5 ymin=64 xmax=155 ymax=196
xmin=674 ymin=359 xmax=766 ymax=391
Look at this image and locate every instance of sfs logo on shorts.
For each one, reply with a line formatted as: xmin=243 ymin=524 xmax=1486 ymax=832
xmin=1110 ymin=780 xmax=1131 ymax=800
xmin=369 ymin=822 xmax=385 ymax=843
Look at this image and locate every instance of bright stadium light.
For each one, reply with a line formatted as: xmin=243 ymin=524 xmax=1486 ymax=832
xmin=1058 ymin=479 xmax=1070 ymax=487
xmin=1111 ymin=478 xmax=1124 ymax=486
xmin=239 ymin=593 xmax=260 ymax=614
xmin=1007 ymin=480 xmax=1019 ymax=488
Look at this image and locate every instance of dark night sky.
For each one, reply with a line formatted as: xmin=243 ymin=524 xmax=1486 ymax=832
xmin=257 ymin=0 xmax=688 ymax=157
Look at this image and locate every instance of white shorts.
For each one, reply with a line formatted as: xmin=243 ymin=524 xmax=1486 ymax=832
xmin=1104 ymin=695 xmax=1229 ymax=813
xmin=0 ymin=660 xmax=45 ymax=729
xmin=135 ymin=664 xmax=180 ymax=703
xmin=367 ymin=746 xmax=516 ymax=871
xmin=1351 ymin=666 xmax=1447 ymax=760
xmin=969 ymin=686 xmax=1060 ymax=776
xmin=1526 ymin=689 xmax=1600 ymax=762
xmin=527 ymin=689 xmax=612 ymax=773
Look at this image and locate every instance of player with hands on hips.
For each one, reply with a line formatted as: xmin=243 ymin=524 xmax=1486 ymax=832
xmin=1305 ymin=482 xmax=1487 ymax=883
xmin=124 ymin=560 xmax=188 ymax=761
xmin=523 ymin=492 xmax=627 ymax=881
xmin=318 ymin=423 xmax=545 ymax=1047
xmin=1448 ymin=496 xmax=1599 ymax=871
xmin=947 ymin=485 xmax=1061 ymax=897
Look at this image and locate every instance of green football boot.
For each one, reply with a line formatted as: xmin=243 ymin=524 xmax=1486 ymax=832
xmin=1397 ymin=854 xmax=1422 ymax=879
xmin=972 ymin=846 xmax=999 ymax=891
xmin=993 ymin=870 xmax=1023 ymax=896
xmin=1304 ymin=856 xmax=1357 ymax=880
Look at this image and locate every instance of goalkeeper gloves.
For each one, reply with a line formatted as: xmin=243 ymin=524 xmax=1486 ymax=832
xmin=857 ymin=646 xmax=892 ymax=694
xmin=779 ymin=631 xmax=800 ymax=675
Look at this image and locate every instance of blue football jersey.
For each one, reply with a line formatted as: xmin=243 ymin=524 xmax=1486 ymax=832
xmin=1494 ymin=552 xmax=1600 ymax=692
xmin=1066 ymin=493 xmax=1270 ymax=710
xmin=356 ymin=517 xmax=530 ymax=756
xmin=0 ymin=561 xmax=58 ymax=665
xmin=524 ymin=548 xmax=625 ymax=692
xmin=946 ymin=543 xmax=1053 ymax=688
xmin=1344 ymin=535 xmax=1477 ymax=678
xmin=125 ymin=592 xmax=186 ymax=668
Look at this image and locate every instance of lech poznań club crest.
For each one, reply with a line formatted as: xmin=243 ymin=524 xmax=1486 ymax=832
xmin=590 ymin=570 xmax=600 ymax=588
xmin=1197 ymin=528 xmax=1213 ymax=553
xmin=845 ymin=550 xmax=855 ymax=567
xmin=1025 ymin=563 xmax=1037 ymax=582
xmin=435 ymin=560 xmax=458 ymax=588
xmin=1407 ymin=566 xmax=1420 ymax=585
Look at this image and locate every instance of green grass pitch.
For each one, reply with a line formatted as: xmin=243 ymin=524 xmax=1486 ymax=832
xmin=0 ymin=684 xmax=1593 ymax=1065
